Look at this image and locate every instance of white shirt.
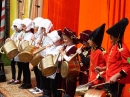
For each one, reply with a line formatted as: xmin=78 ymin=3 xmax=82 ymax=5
xmin=63 ymin=45 xmax=76 ymax=61
xmin=41 ymin=35 xmax=53 ymax=46
xmin=32 ymin=32 xmax=42 ymax=46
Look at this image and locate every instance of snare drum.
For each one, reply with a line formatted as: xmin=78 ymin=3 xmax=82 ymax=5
xmin=61 ymin=60 xmax=80 ymax=78
xmin=84 ymin=89 xmax=106 ymax=97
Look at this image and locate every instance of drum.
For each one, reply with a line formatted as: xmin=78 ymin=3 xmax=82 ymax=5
xmin=19 ymin=40 xmax=29 ymax=52
xmin=61 ymin=60 xmax=80 ymax=78
xmin=0 ymin=40 xmax=18 ymax=59
xmin=18 ymin=46 xmax=46 ymax=62
xmin=30 ymin=53 xmax=43 ymax=67
xmin=18 ymin=45 xmax=38 ymax=62
xmin=84 ymin=89 xmax=106 ymax=97
xmin=40 ymin=54 xmax=58 ymax=76
xmin=75 ymin=84 xmax=90 ymax=96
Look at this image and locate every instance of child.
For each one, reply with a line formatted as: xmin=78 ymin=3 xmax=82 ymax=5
xmin=29 ymin=17 xmax=44 ymax=94
xmin=7 ymin=19 xmax=23 ymax=84
xmin=87 ymin=24 xmax=106 ymax=87
xmin=60 ymin=27 xmax=78 ymax=97
xmin=18 ymin=18 xmax=34 ymax=89
xmin=76 ymin=30 xmax=92 ymax=85
xmin=40 ymin=30 xmax=63 ymax=97
xmin=96 ymin=18 xmax=130 ymax=97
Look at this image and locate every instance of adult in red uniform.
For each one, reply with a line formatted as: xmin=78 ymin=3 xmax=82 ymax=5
xmin=76 ymin=30 xmax=92 ymax=85
xmin=87 ymin=24 xmax=106 ymax=87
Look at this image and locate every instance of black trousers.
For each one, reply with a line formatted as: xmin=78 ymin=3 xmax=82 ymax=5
xmin=11 ymin=59 xmax=22 ymax=80
xmin=41 ymin=73 xmax=62 ymax=97
xmin=34 ymin=66 xmax=44 ymax=89
xmin=22 ymin=62 xmax=31 ymax=84
xmin=104 ymin=82 xmax=125 ymax=97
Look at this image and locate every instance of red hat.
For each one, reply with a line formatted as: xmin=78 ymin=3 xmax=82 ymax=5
xmin=63 ymin=27 xmax=78 ymax=44
xmin=80 ymin=30 xmax=92 ymax=42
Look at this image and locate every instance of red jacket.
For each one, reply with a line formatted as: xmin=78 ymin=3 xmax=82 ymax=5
xmin=106 ymin=43 xmax=130 ymax=84
xmin=89 ymin=48 xmax=106 ymax=85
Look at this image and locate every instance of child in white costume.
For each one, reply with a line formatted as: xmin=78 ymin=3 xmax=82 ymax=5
xmin=18 ymin=18 xmax=34 ymax=89
xmin=29 ymin=17 xmax=44 ymax=94
xmin=7 ymin=19 xmax=23 ymax=84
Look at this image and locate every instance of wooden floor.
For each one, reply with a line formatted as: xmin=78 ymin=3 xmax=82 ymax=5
xmin=0 ymin=66 xmax=81 ymax=97
xmin=0 ymin=66 xmax=42 ymax=97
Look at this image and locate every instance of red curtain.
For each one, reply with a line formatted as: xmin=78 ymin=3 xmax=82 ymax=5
xmin=78 ymin=0 xmax=130 ymax=51
xmin=47 ymin=0 xmax=80 ymax=34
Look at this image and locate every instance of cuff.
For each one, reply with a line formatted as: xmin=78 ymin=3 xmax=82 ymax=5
xmin=120 ymin=70 xmax=127 ymax=77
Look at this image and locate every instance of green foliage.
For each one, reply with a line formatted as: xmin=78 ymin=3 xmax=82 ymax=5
xmin=1 ymin=54 xmax=11 ymax=66
xmin=127 ymin=57 xmax=130 ymax=64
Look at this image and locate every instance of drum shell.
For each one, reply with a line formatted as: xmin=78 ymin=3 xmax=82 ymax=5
xmin=84 ymin=89 xmax=106 ymax=97
xmin=61 ymin=60 xmax=80 ymax=78
xmin=40 ymin=55 xmax=56 ymax=76
xmin=2 ymin=40 xmax=18 ymax=59
xmin=19 ymin=40 xmax=29 ymax=52
xmin=30 ymin=53 xmax=43 ymax=67
xmin=18 ymin=45 xmax=37 ymax=62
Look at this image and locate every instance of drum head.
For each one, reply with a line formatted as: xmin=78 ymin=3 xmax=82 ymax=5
xmin=18 ymin=51 xmax=33 ymax=62
xmin=61 ymin=61 xmax=68 ymax=78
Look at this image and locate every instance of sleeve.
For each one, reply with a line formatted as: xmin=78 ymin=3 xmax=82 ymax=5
xmin=119 ymin=44 xmax=130 ymax=76
xmin=40 ymin=49 xmax=46 ymax=57
xmin=63 ymin=46 xmax=77 ymax=61
xmin=79 ymin=53 xmax=90 ymax=68
xmin=10 ymin=32 xmax=15 ymax=40
xmin=63 ymin=54 xmax=70 ymax=61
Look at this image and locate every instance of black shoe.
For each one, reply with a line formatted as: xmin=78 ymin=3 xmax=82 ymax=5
xmin=19 ymin=83 xmax=26 ymax=88
xmin=39 ymin=95 xmax=51 ymax=97
xmin=22 ymin=84 xmax=32 ymax=89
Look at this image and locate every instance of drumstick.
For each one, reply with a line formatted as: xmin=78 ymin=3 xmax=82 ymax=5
xmin=91 ymin=82 xmax=109 ymax=88
xmin=79 ymin=78 xmax=97 ymax=88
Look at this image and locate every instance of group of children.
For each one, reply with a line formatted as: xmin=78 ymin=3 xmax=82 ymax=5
xmin=6 ymin=17 xmax=130 ymax=97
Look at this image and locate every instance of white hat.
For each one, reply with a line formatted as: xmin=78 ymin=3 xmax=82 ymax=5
xmin=11 ymin=19 xmax=22 ymax=30
xmin=47 ymin=30 xmax=61 ymax=43
xmin=33 ymin=17 xmax=44 ymax=28
xmin=21 ymin=18 xmax=33 ymax=31
xmin=39 ymin=19 xmax=53 ymax=33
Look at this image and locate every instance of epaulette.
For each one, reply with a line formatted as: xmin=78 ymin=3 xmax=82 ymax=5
xmin=100 ymin=47 xmax=107 ymax=55
xmin=118 ymin=40 xmax=123 ymax=52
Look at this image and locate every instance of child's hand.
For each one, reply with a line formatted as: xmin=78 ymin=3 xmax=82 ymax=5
xmin=18 ymin=36 xmax=22 ymax=41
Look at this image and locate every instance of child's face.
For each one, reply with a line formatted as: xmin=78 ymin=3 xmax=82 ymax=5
xmin=82 ymin=41 xmax=89 ymax=47
xmin=62 ymin=35 xmax=73 ymax=46
xmin=41 ymin=27 xmax=47 ymax=35
xmin=34 ymin=27 xmax=38 ymax=33
xmin=21 ymin=24 xmax=27 ymax=32
xmin=88 ymin=39 xmax=97 ymax=47
xmin=14 ymin=25 xmax=21 ymax=32
xmin=110 ymin=35 xmax=118 ymax=44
